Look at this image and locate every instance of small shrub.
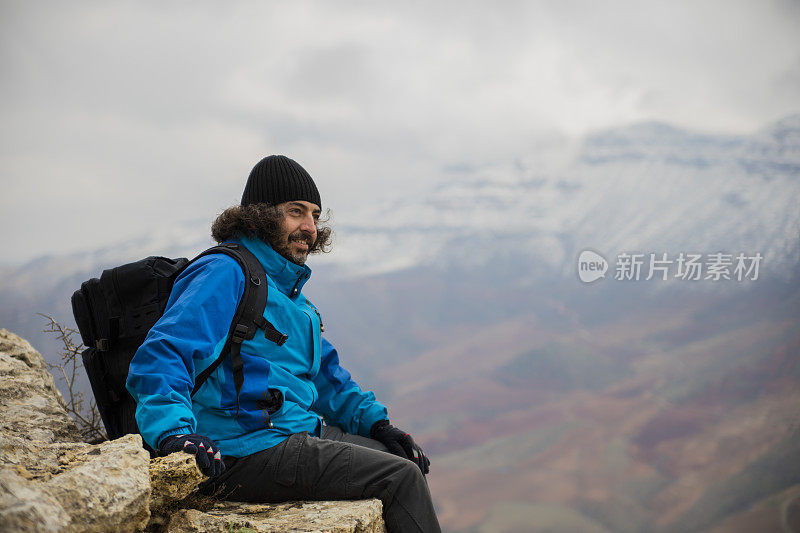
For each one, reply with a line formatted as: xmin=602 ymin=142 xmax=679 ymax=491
xmin=40 ymin=313 xmax=107 ymax=443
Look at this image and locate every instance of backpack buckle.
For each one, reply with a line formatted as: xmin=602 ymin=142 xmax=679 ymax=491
xmin=231 ymin=324 xmax=249 ymax=343
xmin=263 ymin=326 xmax=288 ymax=346
xmin=95 ymin=338 xmax=109 ymax=351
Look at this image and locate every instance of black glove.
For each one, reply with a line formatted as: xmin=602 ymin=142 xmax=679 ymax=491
xmin=371 ymin=420 xmax=430 ymax=475
xmin=159 ymin=433 xmax=226 ymax=478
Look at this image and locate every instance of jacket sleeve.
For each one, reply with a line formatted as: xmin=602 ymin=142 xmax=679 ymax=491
xmin=311 ymin=336 xmax=388 ymax=438
xmin=125 ymin=255 xmax=244 ymax=450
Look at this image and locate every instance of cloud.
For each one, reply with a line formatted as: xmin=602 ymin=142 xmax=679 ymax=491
xmin=1 ymin=0 xmax=798 ymax=263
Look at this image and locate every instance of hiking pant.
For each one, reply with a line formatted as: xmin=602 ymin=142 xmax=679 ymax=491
xmin=200 ymin=426 xmax=442 ymax=533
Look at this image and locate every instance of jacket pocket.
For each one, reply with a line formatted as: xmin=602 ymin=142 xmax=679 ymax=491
xmin=256 ymin=388 xmax=284 ymax=427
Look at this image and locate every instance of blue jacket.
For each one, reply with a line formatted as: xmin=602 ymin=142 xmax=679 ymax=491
xmin=125 ymin=235 xmax=388 ymax=457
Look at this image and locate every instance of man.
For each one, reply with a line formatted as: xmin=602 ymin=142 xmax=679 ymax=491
xmin=126 ymin=155 xmax=441 ymax=532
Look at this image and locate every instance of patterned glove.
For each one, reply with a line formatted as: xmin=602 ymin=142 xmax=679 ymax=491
xmin=159 ymin=434 xmax=226 ymax=477
xmin=370 ymin=420 xmax=431 ymax=475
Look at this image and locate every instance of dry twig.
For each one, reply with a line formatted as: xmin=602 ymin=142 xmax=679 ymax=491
xmin=39 ymin=313 xmax=107 ymax=443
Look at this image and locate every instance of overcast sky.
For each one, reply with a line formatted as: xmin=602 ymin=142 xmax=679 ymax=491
xmin=1 ymin=0 xmax=799 ymax=265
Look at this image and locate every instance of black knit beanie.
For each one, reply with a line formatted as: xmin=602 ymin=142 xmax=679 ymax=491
xmin=241 ymin=155 xmax=321 ymax=209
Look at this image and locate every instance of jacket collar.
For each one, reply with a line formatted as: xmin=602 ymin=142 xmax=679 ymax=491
xmin=232 ymin=235 xmax=312 ymax=297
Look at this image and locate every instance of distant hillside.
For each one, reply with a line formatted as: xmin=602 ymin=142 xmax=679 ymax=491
xmin=398 ymin=277 xmax=800 ymax=532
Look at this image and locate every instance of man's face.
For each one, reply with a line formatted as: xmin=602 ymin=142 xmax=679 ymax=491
xmin=273 ymin=200 xmax=321 ymax=265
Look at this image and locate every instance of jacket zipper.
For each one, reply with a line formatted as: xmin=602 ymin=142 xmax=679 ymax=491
xmin=305 ymin=300 xmax=325 ymax=333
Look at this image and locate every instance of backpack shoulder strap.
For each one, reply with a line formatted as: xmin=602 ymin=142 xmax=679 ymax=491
xmin=188 ymin=243 xmax=287 ymax=417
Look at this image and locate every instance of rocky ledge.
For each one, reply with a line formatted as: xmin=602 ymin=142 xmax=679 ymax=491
xmin=0 ymin=328 xmax=385 ymax=532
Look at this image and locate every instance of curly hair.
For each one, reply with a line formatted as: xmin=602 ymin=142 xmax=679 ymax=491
xmin=211 ymin=203 xmax=333 ymax=255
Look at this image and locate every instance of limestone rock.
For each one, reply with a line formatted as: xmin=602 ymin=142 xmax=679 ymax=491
xmin=0 ymin=468 xmax=71 ymax=532
xmin=46 ymin=434 xmax=152 ymax=532
xmin=150 ymin=452 xmax=208 ymax=511
xmin=0 ymin=329 xmax=151 ymax=532
xmin=0 ymin=434 xmax=151 ymax=533
xmin=0 ymin=328 xmax=80 ymax=446
xmin=166 ymin=500 xmax=386 ymax=533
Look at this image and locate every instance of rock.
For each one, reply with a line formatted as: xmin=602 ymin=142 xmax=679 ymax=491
xmin=0 ymin=330 xmax=151 ymax=532
xmin=0 ymin=329 xmax=80 ymax=446
xmin=44 ymin=434 xmax=152 ymax=532
xmin=0 ymin=468 xmax=71 ymax=532
xmin=0 ymin=434 xmax=151 ymax=533
xmin=150 ymin=452 xmax=208 ymax=511
xmin=166 ymin=500 xmax=386 ymax=533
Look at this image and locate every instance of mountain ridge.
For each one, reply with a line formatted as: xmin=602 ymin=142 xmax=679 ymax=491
xmin=3 ymin=113 xmax=797 ymax=288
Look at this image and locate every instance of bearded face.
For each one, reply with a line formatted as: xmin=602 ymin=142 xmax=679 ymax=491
xmin=210 ymin=202 xmax=332 ymax=265
xmin=272 ymin=201 xmax=320 ymax=265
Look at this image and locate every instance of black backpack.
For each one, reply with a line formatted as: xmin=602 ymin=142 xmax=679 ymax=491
xmin=71 ymin=242 xmax=288 ymax=450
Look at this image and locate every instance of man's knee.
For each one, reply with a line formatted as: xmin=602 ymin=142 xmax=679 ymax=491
xmin=383 ymin=454 xmax=426 ymax=492
xmin=400 ymin=456 xmax=426 ymax=482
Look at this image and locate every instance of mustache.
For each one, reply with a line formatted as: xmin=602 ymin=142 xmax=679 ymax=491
xmin=288 ymin=230 xmax=314 ymax=247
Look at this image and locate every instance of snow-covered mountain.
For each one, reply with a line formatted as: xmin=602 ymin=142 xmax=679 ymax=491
xmin=6 ymin=115 xmax=800 ymax=289
xmin=2 ymin=115 xmax=798 ymax=348
xmin=326 ymin=114 xmax=800 ymax=281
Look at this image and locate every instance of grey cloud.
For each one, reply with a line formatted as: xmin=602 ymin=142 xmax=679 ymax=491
xmin=284 ymin=43 xmax=374 ymax=102
xmin=2 ymin=1 xmax=800 ymax=262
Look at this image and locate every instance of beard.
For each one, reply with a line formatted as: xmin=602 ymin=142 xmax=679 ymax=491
xmin=273 ymin=229 xmax=315 ymax=265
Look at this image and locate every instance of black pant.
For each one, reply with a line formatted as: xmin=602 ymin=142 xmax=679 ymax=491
xmin=200 ymin=426 xmax=441 ymax=533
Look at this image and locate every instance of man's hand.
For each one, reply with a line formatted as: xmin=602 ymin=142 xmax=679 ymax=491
xmin=159 ymin=434 xmax=226 ymax=477
xmin=371 ymin=420 xmax=431 ymax=475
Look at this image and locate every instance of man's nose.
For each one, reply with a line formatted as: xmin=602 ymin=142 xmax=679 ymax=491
xmin=299 ymin=215 xmax=316 ymax=235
